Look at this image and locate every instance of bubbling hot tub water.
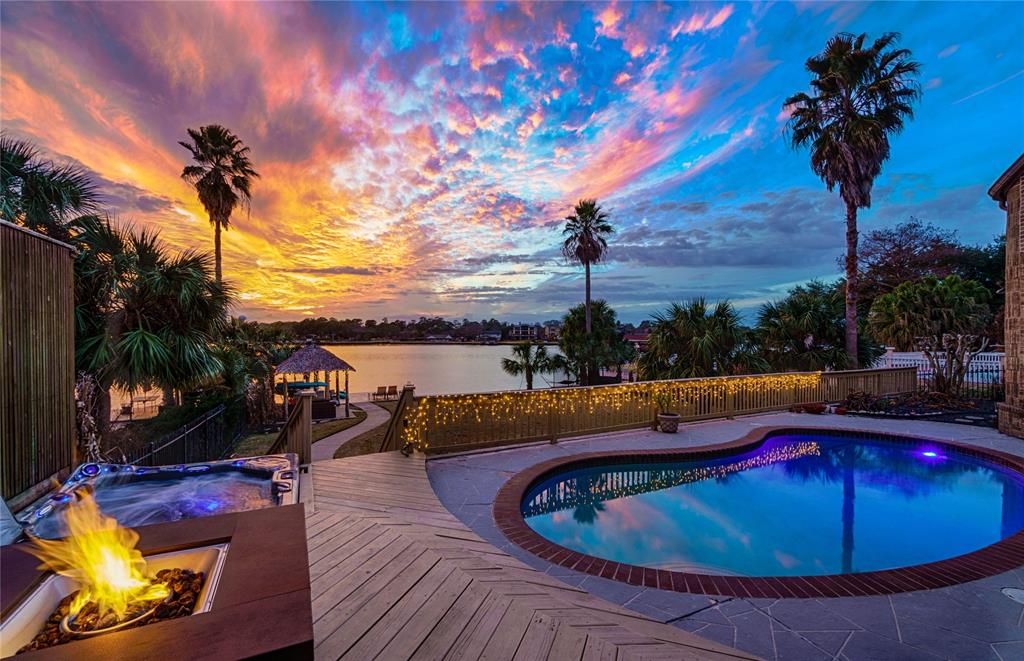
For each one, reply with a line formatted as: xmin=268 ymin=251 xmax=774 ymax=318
xmin=23 ymin=455 xmax=298 ymax=540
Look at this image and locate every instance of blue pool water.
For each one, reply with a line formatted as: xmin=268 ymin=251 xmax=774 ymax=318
xmin=522 ymin=434 xmax=1024 ymax=576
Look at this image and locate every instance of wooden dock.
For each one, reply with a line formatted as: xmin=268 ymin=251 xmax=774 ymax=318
xmin=307 ymin=452 xmax=759 ymax=660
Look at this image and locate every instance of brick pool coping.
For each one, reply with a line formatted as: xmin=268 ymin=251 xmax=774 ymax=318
xmin=492 ymin=425 xmax=1024 ymax=599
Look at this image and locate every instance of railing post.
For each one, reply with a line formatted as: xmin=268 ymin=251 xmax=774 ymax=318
xmin=298 ymin=393 xmax=312 ymax=466
xmin=549 ymin=392 xmax=559 ymax=444
xmin=381 ymin=384 xmax=415 ymax=453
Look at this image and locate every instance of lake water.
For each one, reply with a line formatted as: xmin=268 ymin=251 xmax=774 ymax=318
xmin=324 ymin=344 xmax=563 ymax=398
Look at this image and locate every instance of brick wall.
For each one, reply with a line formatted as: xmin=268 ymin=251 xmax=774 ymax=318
xmin=998 ymin=174 xmax=1023 ymax=438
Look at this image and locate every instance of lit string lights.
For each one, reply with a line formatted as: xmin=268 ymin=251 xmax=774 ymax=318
xmin=401 ymin=373 xmax=824 ymax=451
xmin=522 ymin=441 xmax=821 ymax=518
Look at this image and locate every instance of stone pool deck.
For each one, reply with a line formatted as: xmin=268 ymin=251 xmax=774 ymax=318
xmin=426 ymin=412 xmax=1024 ymax=661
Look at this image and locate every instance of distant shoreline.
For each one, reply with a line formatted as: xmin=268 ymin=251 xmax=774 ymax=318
xmin=317 ymin=340 xmax=560 ymax=346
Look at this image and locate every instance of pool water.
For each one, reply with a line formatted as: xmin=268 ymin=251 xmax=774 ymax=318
xmin=31 ymin=472 xmax=274 ymax=539
xmin=522 ymin=434 xmax=1024 ymax=576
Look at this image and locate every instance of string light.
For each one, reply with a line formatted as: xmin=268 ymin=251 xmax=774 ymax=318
xmin=401 ymin=372 xmax=824 ymax=451
xmin=522 ymin=441 xmax=820 ymax=517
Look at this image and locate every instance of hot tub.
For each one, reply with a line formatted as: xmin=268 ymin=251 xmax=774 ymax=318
xmin=21 ymin=455 xmax=298 ymax=540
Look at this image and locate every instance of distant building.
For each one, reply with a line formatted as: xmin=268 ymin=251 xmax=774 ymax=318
xmin=989 ymin=153 xmax=1023 ymax=439
xmin=509 ymin=323 xmax=541 ymax=341
xmin=543 ymin=321 xmax=562 ymax=341
xmin=623 ymin=329 xmax=651 ymax=351
xmin=479 ymin=330 xmax=503 ymax=344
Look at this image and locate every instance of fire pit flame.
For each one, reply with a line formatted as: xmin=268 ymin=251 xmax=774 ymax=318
xmin=24 ymin=492 xmax=169 ymax=623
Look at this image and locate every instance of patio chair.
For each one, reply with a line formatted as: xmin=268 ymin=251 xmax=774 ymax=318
xmin=372 ymin=386 xmax=387 ymax=401
xmin=386 ymin=385 xmax=398 ymax=400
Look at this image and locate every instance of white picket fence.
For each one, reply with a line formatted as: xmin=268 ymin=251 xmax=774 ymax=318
xmin=872 ymin=349 xmax=1004 ymax=386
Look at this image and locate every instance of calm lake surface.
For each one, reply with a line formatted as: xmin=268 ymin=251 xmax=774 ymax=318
xmin=324 ymin=344 xmax=561 ymax=397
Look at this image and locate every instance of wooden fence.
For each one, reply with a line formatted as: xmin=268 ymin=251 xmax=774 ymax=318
xmin=1 ymin=222 xmax=76 ymax=508
xmin=388 ymin=367 xmax=918 ymax=455
xmin=267 ymin=393 xmax=312 ymax=465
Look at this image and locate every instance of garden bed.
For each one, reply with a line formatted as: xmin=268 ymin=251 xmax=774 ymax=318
xmin=840 ymin=390 xmax=998 ymax=427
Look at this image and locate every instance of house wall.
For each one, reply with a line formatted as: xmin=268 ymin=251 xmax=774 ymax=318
xmin=999 ymin=174 xmax=1023 ymax=438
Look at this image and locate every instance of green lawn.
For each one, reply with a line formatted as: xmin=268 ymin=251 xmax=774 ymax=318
xmin=333 ymin=400 xmax=398 ymax=459
xmin=230 ymin=406 xmax=367 ymax=457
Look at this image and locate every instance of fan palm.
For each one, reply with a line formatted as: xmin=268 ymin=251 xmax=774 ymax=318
xmin=756 ymin=280 xmax=881 ymax=371
xmin=785 ymin=32 xmax=920 ymax=367
xmin=1 ymin=134 xmax=98 ymax=240
xmin=501 ymin=342 xmax=552 ymax=390
xmin=561 ymin=199 xmax=614 ymax=383
xmin=559 ymin=300 xmax=632 ymax=385
xmin=179 ymin=125 xmax=260 ymax=283
xmin=638 ymin=299 xmax=767 ymax=380
xmin=73 ymin=215 xmax=232 ymax=433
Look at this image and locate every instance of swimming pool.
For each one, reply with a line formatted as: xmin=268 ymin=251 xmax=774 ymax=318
xmin=497 ymin=428 xmax=1024 ymax=596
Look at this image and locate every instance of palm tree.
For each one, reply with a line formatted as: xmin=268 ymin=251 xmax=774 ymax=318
xmin=1 ymin=134 xmax=98 ymax=240
xmin=501 ymin=341 xmax=552 ymax=390
xmin=179 ymin=125 xmax=260 ymax=283
xmin=561 ymin=199 xmax=614 ymax=383
xmin=559 ymin=299 xmax=631 ymax=385
xmin=73 ymin=215 xmax=232 ymax=433
xmin=756 ymin=280 xmax=882 ymax=371
xmin=785 ymin=32 xmax=920 ymax=367
xmin=638 ymin=299 xmax=767 ymax=380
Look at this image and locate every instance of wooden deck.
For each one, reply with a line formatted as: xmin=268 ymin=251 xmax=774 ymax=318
xmin=307 ymin=452 xmax=760 ymax=660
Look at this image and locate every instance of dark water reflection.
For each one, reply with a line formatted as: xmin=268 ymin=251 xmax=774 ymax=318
xmin=522 ymin=435 xmax=1024 ymax=576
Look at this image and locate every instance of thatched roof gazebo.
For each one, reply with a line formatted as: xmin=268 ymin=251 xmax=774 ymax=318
xmin=275 ymin=340 xmax=357 ymax=418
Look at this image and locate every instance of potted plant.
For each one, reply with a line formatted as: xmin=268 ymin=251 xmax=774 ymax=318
xmin=653 ymin=391 xmax=681 ymax=433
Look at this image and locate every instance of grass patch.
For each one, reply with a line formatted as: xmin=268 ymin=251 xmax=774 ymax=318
xmin=312 ymin=408 xmax=367 ymax=442
xmin=332 ymin=400 xmax=398 ymax=459
xmin=231 ymin=406 xmax=367 ymax=458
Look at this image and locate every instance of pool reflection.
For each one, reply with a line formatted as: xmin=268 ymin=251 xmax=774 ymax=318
xmin=522 ymin=435 xmax=1024 ymax=576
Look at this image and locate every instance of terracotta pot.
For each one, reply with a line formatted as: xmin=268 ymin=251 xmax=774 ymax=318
xmin=657 ymin=412 xmax=681 ymax=433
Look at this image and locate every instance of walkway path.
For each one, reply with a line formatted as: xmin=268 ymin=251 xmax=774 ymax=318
xmin=306 ymin=452 xmax=757 ymax=660
xmin=312 ymin=402 xmax=390 ymax=462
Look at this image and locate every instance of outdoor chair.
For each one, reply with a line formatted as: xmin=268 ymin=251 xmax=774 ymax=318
xmin=386 ymin=385 xmax=398 ymax=400
xmin=372 ymin=386 xmax=387 ymax=401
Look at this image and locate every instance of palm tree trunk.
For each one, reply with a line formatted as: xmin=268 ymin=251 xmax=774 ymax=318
xmin=584 ymin=260 xmax=592 ymax=386
xmin=526 ymin=367 xmax=533 ymax=390
xmin=584 ymin=261 xmax=592 ymax=334
xmin=162 ymin=385 xmax=176 ymax=408
xmin=844 ymin=202 xmax=859 ymax=368
xmin=97 ymin=383 xmax=112 ymax=439
xmin=214 ymin=220 xmax=223 ymax=283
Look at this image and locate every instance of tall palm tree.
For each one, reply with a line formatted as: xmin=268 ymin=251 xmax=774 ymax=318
xmin=561 ymin=199 xmax=614 ymax=383
xmin=1 ymin=134 xmax=98 ymax=240
xmin=785 ymin=32 xmax=920 ymax=367
xmin=179 ymin=125 xmax=260 ymax=283
xmin=501 ymin=341 xmax=552 ymax=390
xmin=638 ymin=299 xmax=767 ymax=380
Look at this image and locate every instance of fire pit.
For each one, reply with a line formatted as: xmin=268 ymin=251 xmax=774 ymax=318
xmin=1 ymin=492 xmax=229 ymax=657
xmin=2 ymin=544 xmax=227 ymax=656
xmin=2 ymin=502 xmax=312 ymax=660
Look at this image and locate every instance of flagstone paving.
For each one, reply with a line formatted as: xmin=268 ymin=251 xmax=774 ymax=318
xmin=427 ymin=412 xmax=1024 ymax=661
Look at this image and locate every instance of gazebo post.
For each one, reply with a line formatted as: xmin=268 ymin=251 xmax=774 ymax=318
xmin=345 ymin=370 xmax=350 ymax=418
xmin=283 ymin=373 xmax=289 ymax=420
xmin=334 ymin=370 xmax=340 ymax=405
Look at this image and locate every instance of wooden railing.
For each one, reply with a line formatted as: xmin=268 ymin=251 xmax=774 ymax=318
xmin=394 ymin=367 xmax=917 ymax=455
xmin=380 ymin=385 xmax=416 ymax=453
xmin=268 ymin=393 xmax=312 ymax=465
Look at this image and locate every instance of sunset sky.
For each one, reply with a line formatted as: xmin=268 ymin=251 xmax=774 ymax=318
xmin=2 ymin=1 xmax=1020 ymax=323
